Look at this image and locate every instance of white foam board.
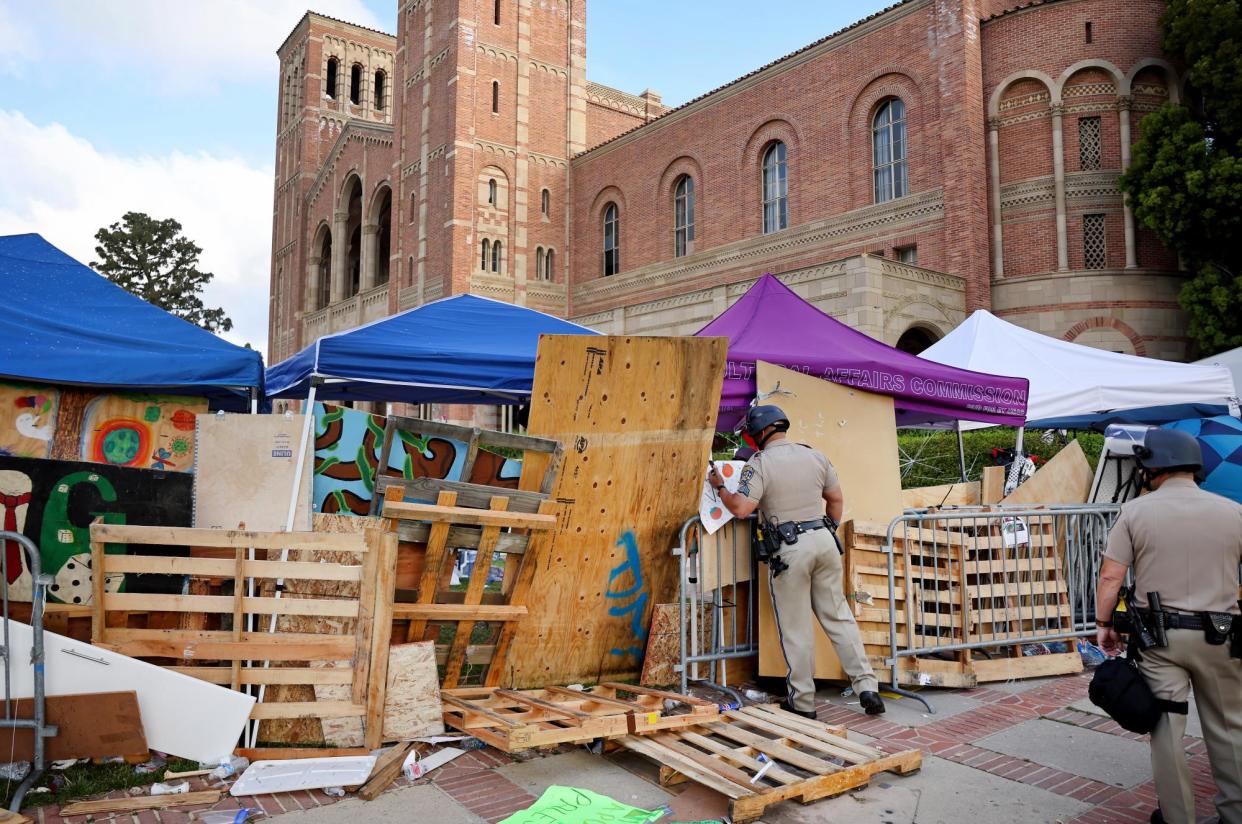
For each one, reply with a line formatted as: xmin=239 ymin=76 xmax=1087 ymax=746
xmin=230 ymin=756 xmax=378 ymax=796
xmin=6 ymin=622 xmax=255 ymax=762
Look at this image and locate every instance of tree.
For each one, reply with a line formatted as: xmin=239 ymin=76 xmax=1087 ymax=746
xmin=91 ymin=212 xmax=233 ymax=333
xmin=1120 ymin=0 xmax=1242 ymax=356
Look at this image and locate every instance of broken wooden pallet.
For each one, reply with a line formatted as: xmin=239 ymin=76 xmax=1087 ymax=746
xmin=616 ymin=704 xmax=922 ymax=824
xmin=441 ymin=682 xmax=719 ymax=752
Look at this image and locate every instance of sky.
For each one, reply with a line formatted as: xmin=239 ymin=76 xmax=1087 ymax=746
xmin=0 ymin=0 xmax=894 ymax=358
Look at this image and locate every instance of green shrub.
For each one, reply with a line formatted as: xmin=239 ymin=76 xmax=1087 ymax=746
xmin=897 ymin=428 xmax=1103 ymax=489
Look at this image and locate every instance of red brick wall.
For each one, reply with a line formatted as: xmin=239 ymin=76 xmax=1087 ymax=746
xmin=587 ymin=101 xmax=644 ymax=149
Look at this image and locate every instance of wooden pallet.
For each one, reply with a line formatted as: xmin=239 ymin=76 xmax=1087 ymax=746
xmin=382 ymin=488 xmax=559 ymax=688
xmin=616 ymin=704 xmax=922 ymax=824
xmin=89 ymin=521 xmax=398 ymax=749
xmin=441 ymin=682 xmax=719 ymax=752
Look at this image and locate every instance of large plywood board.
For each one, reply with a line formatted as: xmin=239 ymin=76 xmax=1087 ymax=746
xmin=754 ymin=362 xmax=903 ymax=680
xmin=1001 ymin=439 xmax=1092 ymax=506
xmin=900 ymin=481 xmax=980 ymax=510
xmin=194 ymin=413 xmax=313 ymax=531
xmin=503 ymin=335 xmax=727 ymax=687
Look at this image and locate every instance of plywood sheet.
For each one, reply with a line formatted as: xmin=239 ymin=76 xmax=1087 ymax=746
xmin=698 ymin=517 xmax=753 ymax=591
xmin=503 ymin=335 xmax=727 ymax=687
xmin=754 ymin=362 xmax=902 ymax=680
xmin=382 ymin=641 xmax=444 ymax=740
xmin=0 ymin=691 xmax=147 ymax=760
xmin=1000 ymin=440 xmax=1092 ymax=506
xmin=981 ymin=465 xmax=1005 ymax=504
xmin=193 ymin=413 xmax=313 ymax=531
xmin=900 ymin=482 xmax=980 ymax=510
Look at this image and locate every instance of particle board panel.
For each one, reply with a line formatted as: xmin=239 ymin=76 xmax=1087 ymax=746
xmin=900 ymin=481 xmax=981 ymax=510
xmin=382 ymin=641 xmax=445 ymax=741
xmin=503 ymin=335 xmax=727 ymax=687
xmin=754 ymin=363 xmax=903 ymax=680
xmin=193 ymin=413 xmax=313 ymax=531
xmin=1000 ymin=440 xmax=1093 ymax=506
xmin=0 ymin=691 xmax=147 ymax=761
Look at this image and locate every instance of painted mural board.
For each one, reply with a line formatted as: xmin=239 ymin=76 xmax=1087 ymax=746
xmin=78 ymin=393 xmax=206 ymax=472
xmin=193 ymin=413 xmax=313 ymax=531
xmin=0 ymin=382 xmax=59 ymax=459
xmin=311 ymin=403 xmax=521 ymax=516
xmin=0 ymin=456 xmax=192 ymax=603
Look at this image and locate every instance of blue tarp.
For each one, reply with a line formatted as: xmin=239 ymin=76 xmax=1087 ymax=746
xmin=1165 ymin=416 xmax=1242 ymax=505
xmin=1026 ymin=403 xmax=1235 ymax=431
xmin=265 ymin=294 xmax=599 ymax=403
xmin=0 ymin=233 xmax=263 ymax=405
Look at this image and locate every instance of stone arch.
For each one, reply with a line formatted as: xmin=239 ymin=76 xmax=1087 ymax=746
xmin=340 ymin=175 xmax=364 ymax=297
xmin=739 ymin=118 xmax=801 ymax=167
xmin=847 ymin=71 xmax=926 ymax=206
xmin=1123 ymin=58 xmax=1180 ymax=103
xmin=309 ymin=221 xmax=333 ymax=311
xmin=367 ymin=183 xmax=392 ymax=287
xmin=1062 ymin=316 xmax=1145 ymax=355
xmin=657 ymin=155 xmax=705 ymax=256
xmin=1055 ymin=59 xmax=1124 ymax=98
xmin=477 ymin=165 xmax=510 ymax=210
xmin=988 ymin=69 xmax=1058 ymax=117
xmin=656 ymin=154 xmax=705 ymax=201
xmin=589 ymin=184 xmax=627 ymax=219
xmin=741 ymin=119 xmax=800 ymax=235
xmin=338 ymin=171 xmax=364 ymax=212
xmin=894 ymin=323 xmax=943 ymax=355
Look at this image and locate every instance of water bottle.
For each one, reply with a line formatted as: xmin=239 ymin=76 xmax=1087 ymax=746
xmin=208 ymin=756 xmax=250 ymax=780
xmin=150 ymin=781 xmax=190 ymax=796
xmin=195 ymin=809 xmax=256 ymax=824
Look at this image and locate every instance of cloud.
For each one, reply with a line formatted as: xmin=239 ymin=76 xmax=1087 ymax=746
xmin=0 ymin=110 xmax=273 ymax=356
xmin=7 ymin=1 xmax=386 ymax=91
xmin=0 ymin=4 xmax=38 ymax=75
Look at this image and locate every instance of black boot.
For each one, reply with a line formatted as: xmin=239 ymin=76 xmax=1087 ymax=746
xmin=778 ymin=699 xmax=817 ymax=720
xmin=859 ymin=691 xmax=886 ymax=715
xmin=1149 ymin=809 xmax=1164 ymax=824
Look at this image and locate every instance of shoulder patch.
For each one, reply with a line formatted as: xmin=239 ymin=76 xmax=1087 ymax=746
xmin=738 ymin=465 xmax=755 ymax=496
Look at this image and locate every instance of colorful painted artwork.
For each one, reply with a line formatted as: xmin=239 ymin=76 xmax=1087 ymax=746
xmin=0 ymin=456 xmax=193 ymax=603
xmin=0 ymin=382 xmax=60 ymax=459
xmin=79 ymin=394 xmax=205 ymax=472
xmin=312 ymin=403 xmax=522 ymax=516
xmin=698 ymin=460 xmax=746 ymax=534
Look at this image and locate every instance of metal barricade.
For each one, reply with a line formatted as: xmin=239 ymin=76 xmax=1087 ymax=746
xmin=673 ymin=515 xmax=758 ymax=696
xmin=0 ymin=530 xmax=55 ymax=811
xmin=881 ymin=504 xmax=1120 ymax=697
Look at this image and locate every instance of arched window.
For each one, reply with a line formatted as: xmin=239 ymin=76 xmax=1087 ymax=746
xmin=674 ymin=175 xmax=695 ymax=257
xmin=541 ymin=188 xmax=550 ymax=217
xmin=602 ymin=203 xmax=619 ymax=276
xmin=487 ymin=178 xmax=497 ymax=206
xmin=349 ymin=64 xmax=362 ymax=105
xmin=325 ymin=57 xmax=339 ymax=99
xmin=873 ymin=98 xmax=907 ymax=203
xmin=762 ymin=142 xmax=787 ymax=233
xmin=491 ymin=240 xmax=502 ymax=273
xmin=535 ymin=247 xmax=545 ymax=281
xmin=544 ymin=248 xmax=554 ymax=281
xmin=491 ymin=81 xmax=500 ymax=114
xmin=374 ymin=70 xmax=386 ymax=110
xmin=494 ymin=0 xmax=502 ymax=25
xmin=317 ymin=230 xmax=332 ymax=309
xmin=409 ymin=191 xmax=416 ymax=223
xmin=481 ymin=239 xmax=491 ymax=270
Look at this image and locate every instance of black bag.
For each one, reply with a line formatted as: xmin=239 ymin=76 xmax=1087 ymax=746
xmin=1088 ymin=655 xmax=1187 ymax=734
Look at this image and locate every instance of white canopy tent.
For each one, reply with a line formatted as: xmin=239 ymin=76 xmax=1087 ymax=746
xmin=1195 ymin=345 xmax=1242 ymax=395
xmin=919 ymin=310 xmax=1238 ymax=428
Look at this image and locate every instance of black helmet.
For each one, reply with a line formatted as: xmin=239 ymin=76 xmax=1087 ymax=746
xmin=745 ymin=405 xmax=790 ymax=439
xmin=1134 ymin=428 xmax=1202 ymax=473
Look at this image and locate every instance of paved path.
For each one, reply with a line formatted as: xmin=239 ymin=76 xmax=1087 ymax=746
xmin=29 ymin=670 xmax=1223 ymax=824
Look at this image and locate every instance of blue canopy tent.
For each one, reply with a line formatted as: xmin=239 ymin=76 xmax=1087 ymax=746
xmin=0 ymin=233 xmax=263 ymax=408
xmin=265 ymin=293 xmax=599 ymax=404
xmin=1165 ymin=416 xmax=1242 ymax=505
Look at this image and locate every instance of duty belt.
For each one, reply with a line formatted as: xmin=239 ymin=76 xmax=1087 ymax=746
xmin=1135 ymin=610 xmax=1226 ymax=631
xmin=785 ymin=517 xmax=832 ymax=534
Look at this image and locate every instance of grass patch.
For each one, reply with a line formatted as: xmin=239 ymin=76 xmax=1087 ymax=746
xmin=6 ymin=757 xmax=200 ymax=810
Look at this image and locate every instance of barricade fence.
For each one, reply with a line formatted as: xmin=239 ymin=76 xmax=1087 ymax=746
xmin=673 ymin=515 xmax=758 ymax=695
xmin=876 ymin=504 xmax=1120 ymax=687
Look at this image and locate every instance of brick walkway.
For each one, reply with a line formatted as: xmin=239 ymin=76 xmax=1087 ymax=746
xmin=29 ymin=671 xmax=1221 ymax=824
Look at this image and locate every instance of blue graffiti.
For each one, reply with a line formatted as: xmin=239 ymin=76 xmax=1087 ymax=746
xmin=606 ymin=530 xmax=649 ymax=658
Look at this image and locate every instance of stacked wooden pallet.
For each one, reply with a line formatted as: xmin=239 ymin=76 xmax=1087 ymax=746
xmin=617 ymin=704 xmax=921 ymax=824
xmin=441 ymin=683 xmax=719 ymax=751
xmin=844 ymin=513 xmax=1081 ymax=685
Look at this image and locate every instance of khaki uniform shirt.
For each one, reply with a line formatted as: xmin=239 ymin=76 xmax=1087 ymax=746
xmin=738 ymin=439 xmax=840 ymax=523
xmin=1104 ymin=477 xmax=1242 ymax=614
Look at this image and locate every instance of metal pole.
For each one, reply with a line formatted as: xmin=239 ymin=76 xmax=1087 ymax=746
xmin=955 ymin=420 xmax=968 ymax=483
xmin=248 ymin=381 xmax=319 ymax=747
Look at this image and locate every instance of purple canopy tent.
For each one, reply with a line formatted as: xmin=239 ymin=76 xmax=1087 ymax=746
xmin=695 ymin=275 xmax=1029 ymax=429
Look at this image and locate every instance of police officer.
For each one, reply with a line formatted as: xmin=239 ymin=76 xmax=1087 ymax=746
xmin=710 ymin=405 xmax=884 ymax=719
xmin=1094 ymin=428 xmax=1242 ymax=824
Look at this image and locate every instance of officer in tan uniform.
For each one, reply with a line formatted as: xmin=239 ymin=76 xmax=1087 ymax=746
xmin=710 ymin=405 xmax=884 ymax=718
xmin=1094 ymin=428 xmax=1242 ymax=824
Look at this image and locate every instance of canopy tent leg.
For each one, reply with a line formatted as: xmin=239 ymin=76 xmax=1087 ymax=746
xmin=246 ymin=383 xmax=319 ymax=747
xmin=1014 ymin=425 xmax=1024 ymax=457
xmin=956 ymin=421 xmax=968 ymax=483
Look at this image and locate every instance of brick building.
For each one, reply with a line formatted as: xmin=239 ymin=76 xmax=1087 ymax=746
xmin=267 ymin=0 xmax=1188 ymax=410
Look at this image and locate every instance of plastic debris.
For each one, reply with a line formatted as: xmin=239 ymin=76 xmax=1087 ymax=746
xmin=718 ymin=701 xmax=740 ymax=712
xmin=134 ymin=755 xmax=168 ymax=775
xmin=458 ymin=738 xmax=487 ymax=751
xmin=323 ymin=787 xmax=345 ymax=798
xmin=742 ymin=689 xmax=771 ymax=702
xmin=841 ymin=687 xmax=855 ymax=698
xmin=150 ymin=781 xmax=191 ymax=796
xmin=0 ymin=762 xmax=31 ymax=781
xmin=208 ymin=756 xmax=250 ymax=781
xmin=50 ymin=758 xmax=80 ymax=771
xmin=402 ymin=747 xmax=466 ymax=780
xmin=195 ymin=809 xmax=258 ymax=824
xmin=1077 ymin=639 xmax=1108 ymax=667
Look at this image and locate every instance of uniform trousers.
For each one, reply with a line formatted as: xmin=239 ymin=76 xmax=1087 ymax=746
xmin=768 ymin=528 xmax=878 ymax=712
xmin=1138 ymin=627 xmax=1242 ymax=824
